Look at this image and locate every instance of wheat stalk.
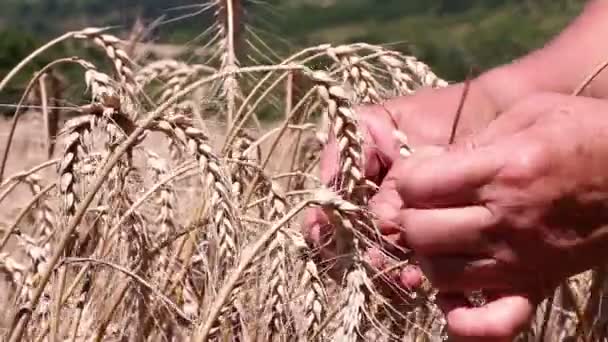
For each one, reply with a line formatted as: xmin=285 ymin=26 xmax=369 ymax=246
xmin=214 ymin=0 xmax=245 ymax=128
xmin=0 ymin=253 xmax=27 ymax=297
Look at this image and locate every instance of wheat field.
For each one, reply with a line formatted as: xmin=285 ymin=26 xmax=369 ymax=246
xmin=0 ymin=1 xmax=606 ymax=341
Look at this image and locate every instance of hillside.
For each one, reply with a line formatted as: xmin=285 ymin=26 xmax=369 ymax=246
xmin=0 ymin=0 xmax=585 ymax=102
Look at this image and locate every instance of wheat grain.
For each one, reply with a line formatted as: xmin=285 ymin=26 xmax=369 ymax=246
xmin=288 ymin=229 xmax=328 ymax=340
xmin=379 ymin=54 xmax=448 ymax=95
xmin=328 ymin=46 xmax=383 ymax=104
xmin=59 ymin=116 xmax=96 ymax=218
xmin=311 ymin=69 xmax=377 ymax=341
xmin=0 ymin=253 xmax=27 ymax=291
xmin=263 ymin=185 xmax=296 ymax=339
xmin=152 ymin=114 xmax=241 ymax=271
xmin=136 ymin=59 xmax=187 ymax=87
xmin=75 ymin=30 xmax=137 ymax=94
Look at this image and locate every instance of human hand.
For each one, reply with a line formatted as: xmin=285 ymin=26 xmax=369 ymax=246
xmin=303 ymin=81 xmax=500 ymax=289
xmin=391 ymin=93 xmax=608 ymax=340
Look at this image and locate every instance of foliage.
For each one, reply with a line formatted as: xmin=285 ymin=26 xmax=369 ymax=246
xmin=0 ymin=0 xmax=585 ymax=98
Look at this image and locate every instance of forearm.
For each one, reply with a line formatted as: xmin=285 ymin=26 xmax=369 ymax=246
xmin=477 ymin=0 xmax=608 ymax=112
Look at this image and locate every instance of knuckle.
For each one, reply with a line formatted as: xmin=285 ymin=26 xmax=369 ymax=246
xmin=519 ymin=92 xmax=562 ymax=108
xmin=395 ymin=163 xmax=423 ymax=198
xmin=401 ymin=231 xmax=434 ymax=256
xmin=502 ymin=140 xmax=550 ymax=184
xmin=301 ymin=208 xmax=326 ymax=244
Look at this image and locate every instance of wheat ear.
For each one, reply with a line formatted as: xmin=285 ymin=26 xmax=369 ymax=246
xmin=311 ymin=70 xmax=374 ymax=341
xmin=75 ymin=30 xmax=137 ymax=94
xmin=152 ymin=114 xmax=241 ymax=272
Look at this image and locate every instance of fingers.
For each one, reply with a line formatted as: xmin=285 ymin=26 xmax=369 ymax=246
xmin=368 ymin=164 xmax=406 ymax=236
xmin=399 ymin=206 xmax=497 ymax=255
xmin=443 ymin=294 xmax=536 ymax=342
xmin=365 ymin=246 xmax=425 ymax=298
xmin=471 ymin=92 xmax=561 ymax=147
xmin=419 ymin=256 xmax=510 ymax=292
xmin=400 ymin=265 xmax=425 ymax=290
xmin=302 ymin=208 xmax=333 ymax=257
xmin=368 ymin=145 xmax=446 ymax=236
xmin=382 ymin=83 xmax=499 ymax=145
xmin=394 ymin=145 xmax=503 ymax=207
xmin=303 ymin=208 xmax=424 ymax=291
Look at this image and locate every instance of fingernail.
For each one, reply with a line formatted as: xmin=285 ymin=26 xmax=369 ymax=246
xmin=307 ymin=224 xmax=321 ymax=245
xmin=364 ymin=247 xmax=388 ymax=270
xmin=370 ymin=201 xmax=399 ymax=220
xmin=400 ymin=266 xmax=423 ymax=290
xmin=415 ymin=145 xmax=446 ymax=158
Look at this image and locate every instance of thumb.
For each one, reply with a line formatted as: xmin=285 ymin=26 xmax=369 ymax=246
xmin=395 ymin=143 xmax=503 ymax=208
xmin=368 ymin=167 xmax=403 ymax=236
xmin=369 ymin=145 xmax=445 ymax=235
xmin=443 ymin=294 xmax=535 ymax=341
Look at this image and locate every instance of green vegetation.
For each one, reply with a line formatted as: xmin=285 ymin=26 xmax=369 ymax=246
xmin=275 ymin=0 xmax=583 ymax=80
xmin=0 ymin=0 xmax=585 ymax=105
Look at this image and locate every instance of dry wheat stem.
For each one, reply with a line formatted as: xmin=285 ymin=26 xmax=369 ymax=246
xmin=50 ymin=266 xmax=66 ymax=342
xmin=0 ymin=183 xmax=55 ymax=252
xmin=224 ymin=71 xmax=291 ymax=149
xmin=0 ymin=57 xmax=84 ymax=183
xmin=574 ymin=59 xmax=608 ymax=96
xmin=241 ymin=89 xmax=317 ymax=205
xmin=0 ymin=27 xmax=110 ymax=94
xmin=105 ymin=162 xmax=197 ymax=241
xmin=193 ymin=199 xmax=316 ymax=342
xmin=0 ymin=159 xmax=59 ymax=190
xmin=239 ymin=122 xmax=316 ymax=160
xmin=0 ymin=160 xmax=59 ymax=207
xmin=224 ymin=44 xmax=334 ymax=146
xmin=61 ymin=258 xmax=192 ymax=323
xmin=91 ymin=272 xmax=133 ymax=342
xmin=38 ymin=75 xmax=52 ymax=159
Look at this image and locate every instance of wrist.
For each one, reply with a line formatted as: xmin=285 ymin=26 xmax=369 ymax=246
xmin=474 ymin=63 xmax=545 ymax=115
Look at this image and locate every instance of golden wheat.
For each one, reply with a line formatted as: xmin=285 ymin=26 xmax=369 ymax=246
xmin=1 ymin=4 xmax=604 ymax=341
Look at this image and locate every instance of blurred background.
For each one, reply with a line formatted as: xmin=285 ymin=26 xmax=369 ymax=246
xmin=0 ymin=0 xmax=584 ymax=112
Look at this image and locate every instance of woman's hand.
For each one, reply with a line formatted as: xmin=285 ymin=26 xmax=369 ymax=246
xmin=390 ymin=93 xmax=608 ymax=340
xmin=303 ymin=80 xmax=499 ymax=288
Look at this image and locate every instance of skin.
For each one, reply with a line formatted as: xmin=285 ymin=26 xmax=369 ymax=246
xmin=303 ymin=0 xmax=608 ymax=340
